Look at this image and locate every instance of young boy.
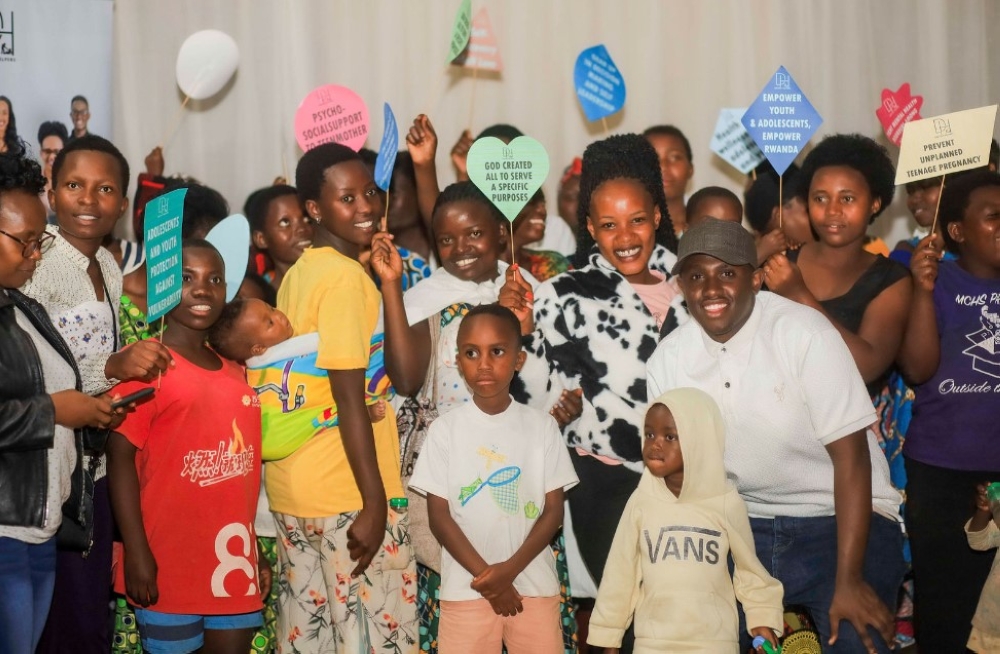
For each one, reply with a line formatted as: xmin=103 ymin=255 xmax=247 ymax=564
xmin=408 ymin=304 xmax=578 ymax=654
xmin=207 ymin=297 xmax=388 ymax=462
xmin=685 ymin=186 xmax=743 ymax=228
xmin=588 ymin=387 xmax=783 ymax=653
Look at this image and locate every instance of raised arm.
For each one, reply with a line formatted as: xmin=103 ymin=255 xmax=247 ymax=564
xmin=897 ymin=234 xmax=943 ymax=384
xmin=763 ymin=252 xmax=912 ymax=383
xmin=371 ymin=232 xmax=432 ymax=396
xmin=405 ymin=115 xmax=442 ymax=234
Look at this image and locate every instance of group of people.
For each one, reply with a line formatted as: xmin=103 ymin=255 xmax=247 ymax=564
xmin=0 ymin=89 xmax=999 ymax=654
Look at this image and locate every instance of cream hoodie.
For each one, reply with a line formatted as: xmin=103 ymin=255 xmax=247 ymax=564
xmin=588 ymin=388 xmax=784 ymax=653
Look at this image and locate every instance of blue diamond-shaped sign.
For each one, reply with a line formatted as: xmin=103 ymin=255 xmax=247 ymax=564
xmin=741 ymin=66 xmax=822 ymax=176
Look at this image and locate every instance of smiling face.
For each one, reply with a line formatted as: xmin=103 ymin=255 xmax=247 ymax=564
xmin=511 ymin=194 xmax=547 ymax=245
xmin=306 ymin=160 xmax=382 ymax=248
xmin=906 ymin=179 xmax=942 ymax=229
xmin=807 ymin=165 xmax=879 ymax=248
xmin=49 ymin=150 xmax=128 ymax=247
xmin=168 ymin=246 xmax=227 ymax=333
xmin=433 ymin=199 xmax=504 ymax=283
xmin=40 ymin=135 xmax=64 ymax=168
xmin=0 ymin=99 xmax=9 ymax=138
xmin=646 ymin=133 xmax=693 ymax=203
xmin=456 ymin=313 xmax=526 ymax=410
xmin=586 ymin=178 xmax=661 ymax=283
xmin=676 ymin=254 xmax=762 ymax=343
xmin=949 ymin=185 xmax=1000 ymax=275
xmin=0 ymin=190 xmax=48 ymax=289
xmin=643 ymin=403 xmax=684 ymax=494
xmin=252 ymin=193 xmax=314 ymax=267
xmin=70 ymin=99 xmax=89 ymax=134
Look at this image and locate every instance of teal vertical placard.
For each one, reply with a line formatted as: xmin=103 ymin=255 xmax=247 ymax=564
xmin=144 ymin=188 xmax=188 ymax=322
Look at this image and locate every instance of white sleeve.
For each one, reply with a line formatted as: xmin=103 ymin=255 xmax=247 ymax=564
xmin=541 ymin=413 xmax=579 ymax=493
xmin=797 ymin=327 xmax=877 ymax=445
xmin=587 ymin=494 xmax=642 ymax=648
xmin=406 ymin=419 xmax=449 ymax=499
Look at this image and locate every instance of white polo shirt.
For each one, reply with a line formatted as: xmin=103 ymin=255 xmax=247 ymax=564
xmin=646 ymin=291 xmax=901 ymax=521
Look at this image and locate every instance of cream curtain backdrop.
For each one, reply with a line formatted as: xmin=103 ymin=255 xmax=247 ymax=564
xmin=112 ymin=0 xmax=1000 ymax=243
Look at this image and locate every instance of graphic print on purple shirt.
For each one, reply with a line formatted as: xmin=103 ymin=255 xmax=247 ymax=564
xmin=904 ymin=261 xmax=1000 ymax=471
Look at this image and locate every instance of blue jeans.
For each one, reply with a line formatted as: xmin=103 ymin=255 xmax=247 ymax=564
xmin=741 ymin=514 xmax=905 ymax=654
xmin=0 ymin=537 xmax=57 ymax=654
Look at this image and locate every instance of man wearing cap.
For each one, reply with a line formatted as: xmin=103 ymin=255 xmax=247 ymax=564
xmin=646 ymin=219 xmax=904 ymax=654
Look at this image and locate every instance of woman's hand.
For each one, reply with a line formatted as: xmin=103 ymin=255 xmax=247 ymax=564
xmin=370 ymin=232 xmax=403 ymax=284
xmin=910 ymin=233 xmax=943 ymax=294
xmin=450 ymin=129 xmax=474 ymax=181
xmin=106 ymin=341 xmax=174 ymax=383
xmin=405 ymin=115 xmax=438 ymax=167
xmin=762 ymin=252 xmax=808 ymax=301
xmin=51 ymin=390 xmax=116 ymax=429
xmin=497 ymin=265 xmax=534 ymax=335
xmin=551 ymin=389 xmax=583 ymax=428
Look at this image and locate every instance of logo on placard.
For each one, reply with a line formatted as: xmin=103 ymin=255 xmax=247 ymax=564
xmin=775 ymin=72 xmax=790 ymax=90
xmin=963 ymin=305 xmax=1000 ymax=379
xmin=156 ymin=196 xmax=170 ymax=217
xmin=883 ymin=95 xmax=899 ymax=113
xmin=0 ymin=11 xmax=14 ymax=61
xmin=933 ymin=118 xmax=952 ymax=138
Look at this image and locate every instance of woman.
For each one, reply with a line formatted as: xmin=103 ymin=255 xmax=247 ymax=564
xmin=0 ymin=96 xmax=21 ymax=155
xmin=500 ymin=134 xmax=684 ymax=653
xmin=0 ymin=149 xmax=117 ymax=654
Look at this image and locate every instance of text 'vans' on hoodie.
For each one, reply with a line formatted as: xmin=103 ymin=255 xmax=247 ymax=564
xmin=589 ymin=387 xmax=784 ymax=653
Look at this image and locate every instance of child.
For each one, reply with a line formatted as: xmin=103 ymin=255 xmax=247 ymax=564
xmin=744 ymin=165 xmax=812 ymax=264
xmin=685 ymin=186 xmax=743 ymax=228
xmin=589 ymin=388 xmax=783 ymax=653
xmin=208 ymin=297 xmax=389 ymax=459
xmin=643 ymin=125 xmax=694 ymax=235
xmin=107 ymin=240 xmax=267 ymax=654
xmin=898 ymin=170 xmax=1000 ymax=653
xmin=407 ymin=304 xmax=579 ymax=654
xmin=966 ymin=484 xmax=1000 ymax=653
xmin=271 ymin=142 xmax=417 ymax=653
xmin=246 ymin=184 xmax=314 ymax=291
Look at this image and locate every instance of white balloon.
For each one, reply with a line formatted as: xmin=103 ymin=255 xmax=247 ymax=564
xmin=205 ymin=214 xmax=251 ymax=302
xmin=175 ymin=30 xmax=240 ymax=101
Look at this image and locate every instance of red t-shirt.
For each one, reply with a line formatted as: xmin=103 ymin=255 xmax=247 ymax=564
xmin=114 ymin=351 xmax=264 ymax=615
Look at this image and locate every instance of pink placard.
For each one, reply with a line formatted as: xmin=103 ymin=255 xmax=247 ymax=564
xmin=876 ymin=83 xmax=923 ymax=146
xmin=294 ymin=85 xmax=370 ymax=152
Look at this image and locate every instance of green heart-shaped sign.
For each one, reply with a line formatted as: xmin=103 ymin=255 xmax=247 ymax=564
xmin=466 ymin=136 xmax=550 ymax=222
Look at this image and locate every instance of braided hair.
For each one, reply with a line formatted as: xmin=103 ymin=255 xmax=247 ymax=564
xmin=573 ymin=134 xmax=677 ymax=268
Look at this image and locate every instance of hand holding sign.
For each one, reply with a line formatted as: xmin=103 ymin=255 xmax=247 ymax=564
xmin=294 ymin=85 xmax=370 ymax=153
xmin=895 ymin=104 xmax=998 ymax=233
xmin=467 ymin=136 xmax=550 ymax=260
xmin=574 ymin=45 xmax=626 ymax=129
xmin=374 ymin=103 xmax=399 ymax=231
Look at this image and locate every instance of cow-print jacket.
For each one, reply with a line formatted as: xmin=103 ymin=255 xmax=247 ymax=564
xmin=512 ymin=245 xmax=688 ymax=472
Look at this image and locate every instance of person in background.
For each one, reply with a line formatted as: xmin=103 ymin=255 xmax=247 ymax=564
xmin=0 ymin=95 xmax=21 ymax=155
xmin=509 ymin=190 xmax=571 ymax=282
xmin=26 ymin=135 xmax=173 ymax=654
xmin=68 ymin=96 xmax=92 ymax=142
xmin=246 ymin=184 xmax=313 ymax=292
xmin=556 ymin=158 xmax=582 ymax=240
xmin=897 ymin=170 xmax=1000 ymax=653
xmin=0 ymin=148 xmax=119 ymax=654
xmin=643 ymin=125 xmax=694 ymax=236
xmin=744 ymin=164 xmax=812 ymax=264
xmin=35 ymin=121 xmax=69 ymax=219
xmin=965 ymin=483 xmax=1000 ymax=653
xmin=684 ymin=186 xmax=743 ymax=228
xmin=387 ymin=151 xmax=435 ymax=266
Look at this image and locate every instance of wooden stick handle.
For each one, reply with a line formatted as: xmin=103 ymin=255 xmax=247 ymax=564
xmin=929 ymin=174 xmax=947 ymax=237
xmin=159 ymin=95 xmax=192 ymax=150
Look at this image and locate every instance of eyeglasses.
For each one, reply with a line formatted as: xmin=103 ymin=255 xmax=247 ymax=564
xmin=0 ymin=230 xmax=56 ymax=257
xmin=70 ymin=109 xmax=89 ymax=117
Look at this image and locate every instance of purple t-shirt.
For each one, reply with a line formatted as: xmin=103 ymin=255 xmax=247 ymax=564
xmin=904 ymin=261 xmax=1000 ymax=471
